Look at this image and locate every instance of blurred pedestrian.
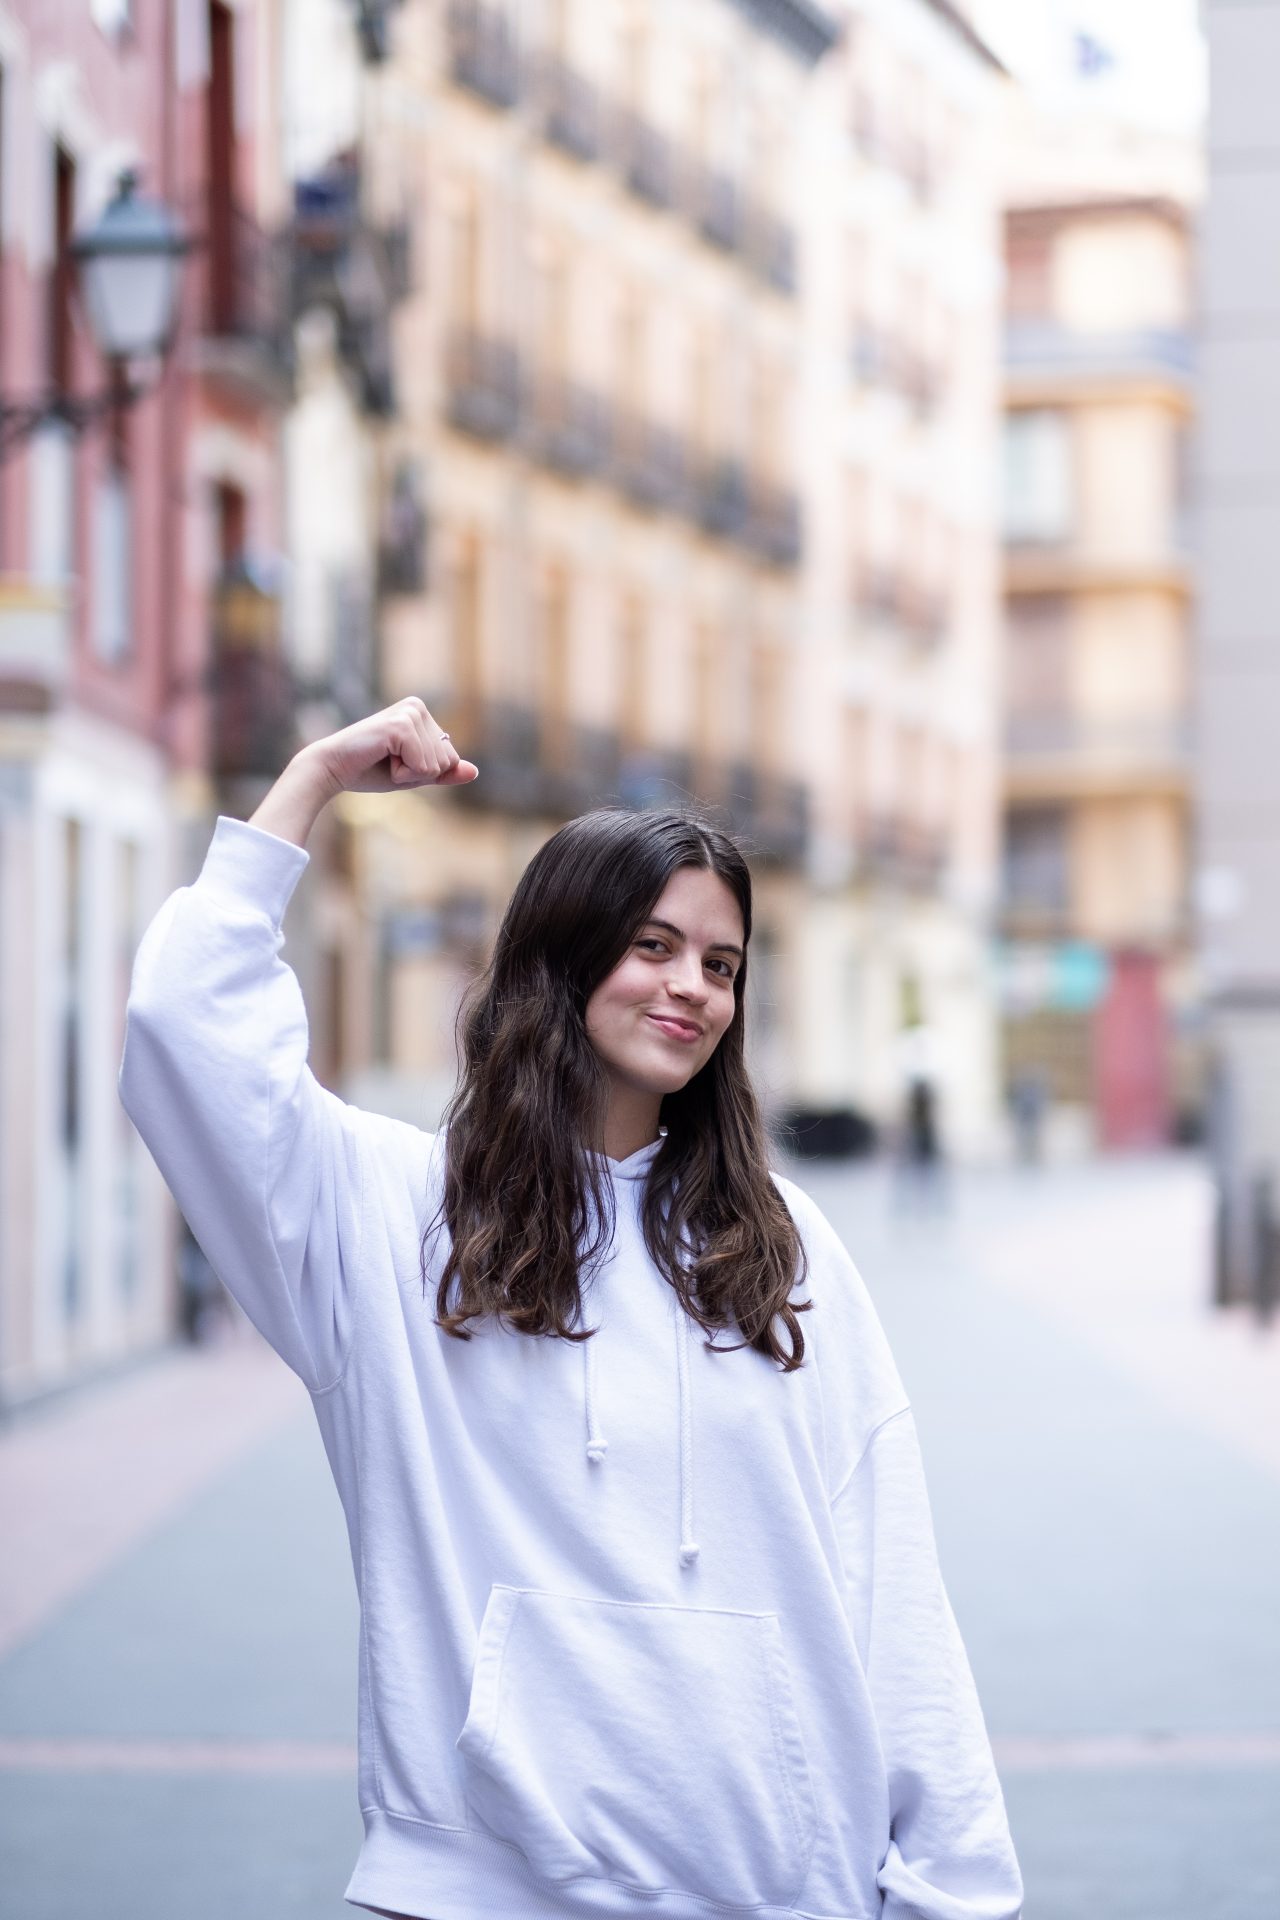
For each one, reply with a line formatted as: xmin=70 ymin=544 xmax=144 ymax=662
xmin=892 ymin=1021 xmax=949 ymax=1215
xmin=1009 ymin=1068 xmax=1048 ymax=1167
xmin=119 ymin=698 xmax=1023 ymax=1920
xmin=176 ymin=1216 xmax=225 ymax=1343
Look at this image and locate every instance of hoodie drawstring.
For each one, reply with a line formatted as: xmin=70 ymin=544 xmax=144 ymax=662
xmin=582 ymin=1299 xmax=699 ymax=1569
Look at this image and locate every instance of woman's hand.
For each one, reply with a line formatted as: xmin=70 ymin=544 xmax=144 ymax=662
xmin=309 ymin=697 xmax=479 ymax=795
xmin=249 ymin=699 xmax=478 ymax=849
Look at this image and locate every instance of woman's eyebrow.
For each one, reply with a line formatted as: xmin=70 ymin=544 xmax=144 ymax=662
xmin=644 ymin=917 xmax=745 ymax=960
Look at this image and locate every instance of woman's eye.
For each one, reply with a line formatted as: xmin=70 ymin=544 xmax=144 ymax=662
xmin=637 ymin=938 xmax=666 ymax=954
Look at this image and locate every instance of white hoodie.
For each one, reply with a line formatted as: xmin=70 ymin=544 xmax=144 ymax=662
xmin=118 ymin=815 xmax=1023 ymax=1920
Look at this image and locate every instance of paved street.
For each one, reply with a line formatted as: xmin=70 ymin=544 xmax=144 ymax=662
xmin=2 ymin=1151 xmax=1277 ymax=1919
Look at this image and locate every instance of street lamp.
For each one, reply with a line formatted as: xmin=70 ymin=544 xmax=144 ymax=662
xmin=0 ymin=169 xmax=189 ymax=461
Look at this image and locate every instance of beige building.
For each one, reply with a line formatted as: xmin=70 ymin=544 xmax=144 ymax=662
xmin=797 ymin=0 xmax=1009 ymax=1156
xmin=333 ymin=0 xmax=837 ymax=1130
xmin=999 ymin=184 xmax=1199 ymax=1151
xmin=305 ymin=0 xmax=1015 ymax=1161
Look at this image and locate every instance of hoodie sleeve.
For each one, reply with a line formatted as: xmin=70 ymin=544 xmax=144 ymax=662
xmin=118 ymin=814 xmax=370 ymax=1393
xmin=832 ymin=1408 xmax=1024 ymax=1920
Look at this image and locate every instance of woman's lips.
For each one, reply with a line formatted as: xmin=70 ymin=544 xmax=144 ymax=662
xmin=646 ymin=1013 xmax=703 ymax=1043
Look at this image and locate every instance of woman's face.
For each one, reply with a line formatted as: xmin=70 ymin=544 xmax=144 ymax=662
xmin=584 ymin=865 xmax=745 ymax=1098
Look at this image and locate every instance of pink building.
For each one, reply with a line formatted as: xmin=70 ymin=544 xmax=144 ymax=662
xmin=0 ymin=0 xmax=286 ymax=1404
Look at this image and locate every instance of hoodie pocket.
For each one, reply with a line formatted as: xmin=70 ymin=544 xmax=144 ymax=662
xmin=454 ymin=1584 xmax=817 ymax=1907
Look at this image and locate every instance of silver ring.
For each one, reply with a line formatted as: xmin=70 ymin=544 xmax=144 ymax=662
xmin=438 ymin=732 xmax=451 ymax=744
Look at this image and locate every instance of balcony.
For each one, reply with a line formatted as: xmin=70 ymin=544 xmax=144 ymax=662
xmin=290 ymin=160 xmax=411 ymax=417
xmin=1004 ymin=324 xmax=1194 ymax=392
xmin=694 ymin=458 xmax=749 ymax=539
xmin=0 ymin=580 xmax=72 ymax=714
xmin=726 ymin=764 xmax=808 ymax=866
xmin=614 ymin=108 xmax=674 ymax=209
xmin=198 ymin=204 xmax=290 ymax=404
xmin=1004 ymin=710 xmax=1191 ymax=788
xmin=742 ymin=482 xmax=802 ymax=568
xmin=522 ymin=372 xmax=610 ymax=479
xmin=209 ymin=568 xmax=298 ymax=783
xmin=448 ymin=0 xmax=520 ymax=109
xmin=742 ymin=199 xmax=796 ymax=294
xmin=445 ymin=329 xmax=521 ymax=441
xmin=617 ymin=746 xmax=696 ymax=810
xmin=536 ymin=51 xmax=601 ymax=162
xmin=609 ymin=413 xmax=689 ymax=512
xmin=1004 ymin=541 xmax=1193 ymax=598
xmin=859 ymin=814 xmax=949 ymax=891
xmin=687 ymin=163 xmax=740 ymax=252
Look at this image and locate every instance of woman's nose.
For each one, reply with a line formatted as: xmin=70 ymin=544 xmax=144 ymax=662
xmin=667 ymin=958 xmax=709 ymax=1001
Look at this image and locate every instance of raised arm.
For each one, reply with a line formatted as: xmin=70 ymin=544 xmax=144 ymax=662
xmin=118 ymin=699 xmax=476 ymax=1390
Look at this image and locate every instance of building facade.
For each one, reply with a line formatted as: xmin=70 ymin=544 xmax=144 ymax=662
xmin=799 ymin=0 xmax=1009 ymax=1156
xmin=1197 ymin=0 xmax=1280 ymax=1298
xmin=0 ymin=0 xmax=290 ymax=1406
xmin=999 ymin=181 xmax=1200 ymax=1153
xmin=334 ymin=0 xmax=836 ymax=1132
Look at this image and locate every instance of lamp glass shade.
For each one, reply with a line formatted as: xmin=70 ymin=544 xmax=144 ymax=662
xmin=72 ymin=180 xmax=187 ymax=362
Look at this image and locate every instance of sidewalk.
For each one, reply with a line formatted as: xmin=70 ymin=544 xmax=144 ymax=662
xmin=1 ymin=1153 xmax=1277 ymax=1920
xmin=0 ymin=1324 xmax=305 ymax=1659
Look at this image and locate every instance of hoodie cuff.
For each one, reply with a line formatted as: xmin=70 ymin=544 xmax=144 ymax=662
xmin=198 ymin=815 xmax=312 ymax=930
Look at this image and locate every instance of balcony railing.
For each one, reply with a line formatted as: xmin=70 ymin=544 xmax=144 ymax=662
xmin=742 ymin=199 xmax=796 ymax=294
xmin=855 ymin=569 xmax=948 ymax=645
xmin=1004 ymin=711 xmax=1192 ymax=762
xmin=695 ymin=458 xmax=750 ymax=538
xmin=448 ymin=0 xmax=520 ymax=108
xmin=522 ymin=372 xmax=610 ymax=478
xmin=206 ymin=204 xmax=287 ymax=350
xmin=687 ymin=163 xmax=740 ymax=251
xmin=860 ymin=814 xmax=949 ymax=890
xmin=609 ymin=413 xmax=689 ymax=511
xmin=441 ymin=338 xmax=798 ymax=558
xmin=209 ymin=570 xmax=298 ymax=782
xmin=0 ymin=581 xmax=71 ymax=713
xmin=290 ymin=161 xmax=410 ymax=417
xmin=614 ymin=108 xmax=674 ymax=208
xmin=742 ymin=483 xmax=802 ymax=567
xmin=446 ymin=329 xmax=521 ymax=440
xmin=726 ymin=764 xmax=808 ymax=865
xmin=536 ymin=51 xmax=601 ymax=161
xmin=1004 ymin=324 xmax=1194 ymax=382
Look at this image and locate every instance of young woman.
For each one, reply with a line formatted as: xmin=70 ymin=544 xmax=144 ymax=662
xmin=119 ymin=697 xmax=1023 ymax=1920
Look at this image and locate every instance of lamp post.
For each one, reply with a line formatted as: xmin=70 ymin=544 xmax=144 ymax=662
xmin=0 ymin=170 xmax=188 ymax=462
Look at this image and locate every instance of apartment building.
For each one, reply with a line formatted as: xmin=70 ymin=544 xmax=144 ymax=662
xmin=799 ymin=0 xmax=1009 ymax=1155
xmin=0 ymin=0 xmax=294 ymax=1403
xmin=0 ymin=0 xmax=409 ymax=1404
xmin=999 ymin=185 xmax=1199 ymax=1151
xmin=338 ymin=0 xmax=837 ymax=1128
xmin=1198 ymin=0 xmax=1280 ymax=1298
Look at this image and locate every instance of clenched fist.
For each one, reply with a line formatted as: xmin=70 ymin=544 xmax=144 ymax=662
xmin=310 ymin=697 xmax=479 ymax=795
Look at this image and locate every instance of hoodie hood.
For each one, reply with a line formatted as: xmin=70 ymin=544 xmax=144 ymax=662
xmin=582 ymin=1134 xmax=700 ymax=1567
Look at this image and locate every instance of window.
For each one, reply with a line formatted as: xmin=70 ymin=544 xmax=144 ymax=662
xmin=1006 ymin=594 xmax=1069 ymax=720
xmin=1003 ymin=409 xmax=1072 ymax=544
xmin=51 ymin=144 xmax=76 ymax=393
xmin=538 ymin=561 xmax=571 ymax=765
xmin=1004 ymin=805 xmax=1069 ymax=913
xmin=447 ymin=184 xmax=483 ymax=331
xmin=1005 ymin=224 xmax=1053 ymax=322
xmin=619 ymin=589 xmax=647 ymax=752
xmin=451 ymin=528 xmax=483 ymax=717
xmin=92 ymin=465 xmax=132 ymax=662
xmin=207 ymin=0 xmax=236 ymax=334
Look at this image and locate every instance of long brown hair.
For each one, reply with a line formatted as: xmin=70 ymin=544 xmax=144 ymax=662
xmin=424 ymin=806 xmax=811 ymax=1370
